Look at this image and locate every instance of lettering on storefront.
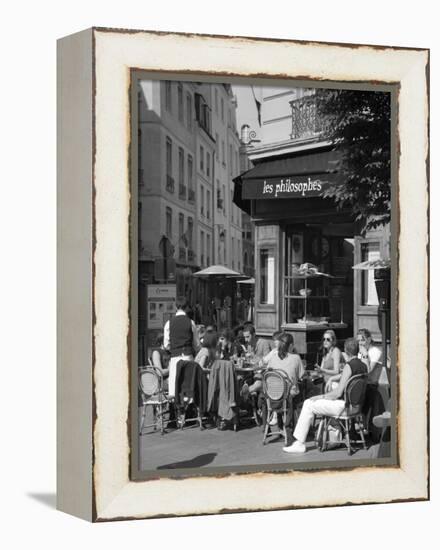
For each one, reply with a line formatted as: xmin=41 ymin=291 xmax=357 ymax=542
xmin=263 ymin=177 xmax=322 ymax=197
xmin=241 ymin=174 xmax=338 ymax=200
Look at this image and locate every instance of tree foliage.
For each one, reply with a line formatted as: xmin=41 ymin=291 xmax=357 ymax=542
xmin=315 ymin=89 xmax=391 ymax=233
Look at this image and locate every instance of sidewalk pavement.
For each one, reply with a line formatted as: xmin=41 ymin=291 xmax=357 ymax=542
xmin=139 ymin=410 xmax=379 ymax=471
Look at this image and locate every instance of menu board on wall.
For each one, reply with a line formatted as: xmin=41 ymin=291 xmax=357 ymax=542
xmin=147 ymin=284 xmax=176 ymax=330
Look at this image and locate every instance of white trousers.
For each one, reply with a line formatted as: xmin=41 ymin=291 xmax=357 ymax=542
xmin=294 ymin=398 xmax=346 ymax=443
xmin=168 ymin=354 xmax=193 ymax=398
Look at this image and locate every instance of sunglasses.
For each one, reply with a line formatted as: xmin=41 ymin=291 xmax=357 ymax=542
xmin=323 ymin=337 xmax=332 ymax=342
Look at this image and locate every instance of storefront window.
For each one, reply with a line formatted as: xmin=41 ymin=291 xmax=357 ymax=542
xmin=361 ymin=242 xmax=380 ymax=306
xmin=259 ymin=248 xmax=275 ymax=304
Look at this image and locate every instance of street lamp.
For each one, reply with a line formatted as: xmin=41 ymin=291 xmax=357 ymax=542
xmin=240 ymin=124 xmax=261 ymax=147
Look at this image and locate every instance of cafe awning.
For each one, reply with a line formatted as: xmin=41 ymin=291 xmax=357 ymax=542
xmin=233 ymin=149 xmax=341 ymax=214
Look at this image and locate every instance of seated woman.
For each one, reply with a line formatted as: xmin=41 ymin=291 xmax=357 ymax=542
xmin=194 ymin=332 xmax=218 ymax=371
xmin=266 ymin=332 xmax=304 ymax=431
xmin=242 ymin=330 xmax=284 ymax=398
xmin=283 ymin=337 xmax=367 ymax=454
xmin=150 ymin=334 xmax=171 ymax=389
xmin=231 ymin=324 xmax=246 ymax=356
xmin=315 ymin=330 xmax=344 ymax=385
xmin=216 ymin=329 xmax=237 ymax=360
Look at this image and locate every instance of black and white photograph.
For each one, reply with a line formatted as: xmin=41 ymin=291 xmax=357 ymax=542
xmin=134 ymin=77 xmax=395 ymax=474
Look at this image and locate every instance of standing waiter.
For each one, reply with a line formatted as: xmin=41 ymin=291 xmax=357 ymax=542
xmin=163 ymin=298 xmax=200 ymax=398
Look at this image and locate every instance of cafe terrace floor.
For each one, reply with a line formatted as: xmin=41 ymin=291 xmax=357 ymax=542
xmin=139 ymin=410 xmax=381 ymax=472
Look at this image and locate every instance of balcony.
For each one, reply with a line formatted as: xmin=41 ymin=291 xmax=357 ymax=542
xmin=188 ymin=249 xmax=195 ymax=263
xmin=188 ymin=188 xmax=195 ymax=203
xmin=178 ymin=247 xmax=186 ymax=262
xmin=289 ymin=95 xmax=323 ymax=141
xmin=179 ymin=184 xmax=187 ymax=200
xmin=166 ymin=175 xmax=175 ymax=193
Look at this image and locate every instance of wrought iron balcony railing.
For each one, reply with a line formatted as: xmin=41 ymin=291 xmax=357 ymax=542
xmin=289 ymin=95 xmax=324 ymax=141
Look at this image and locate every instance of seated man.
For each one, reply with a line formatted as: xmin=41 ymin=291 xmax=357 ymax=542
xmin=282 ymin=337 xmax=367 ymax=454
xmin=243 ymin=324 xmax=271 ymax=358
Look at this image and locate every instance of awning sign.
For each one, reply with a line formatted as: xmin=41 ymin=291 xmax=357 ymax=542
xmin=241 ymin=174 xmax=338 ymax=200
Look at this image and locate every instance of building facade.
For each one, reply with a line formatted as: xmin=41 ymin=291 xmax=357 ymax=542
xmin=234 ymin=85 xmax=390 ymax=364
xmin=138 ymin=79 xmax=244 ymax=336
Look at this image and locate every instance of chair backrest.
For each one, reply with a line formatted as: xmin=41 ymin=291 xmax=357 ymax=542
xmin=139 ymin=367 xmax=162 ymax=398
xmin=263 ymin=370 xmax=290 ymax=401
xmin=344 ymin=374 xmax=367 ymax=407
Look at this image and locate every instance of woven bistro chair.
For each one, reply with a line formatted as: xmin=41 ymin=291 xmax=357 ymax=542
xmin=315 ymin=374 xmax=368 ymax=455
xmin=139 ymin=366 xmax=169 ymax=436
xmin=262 ymin=370 xmax=292 ymax=446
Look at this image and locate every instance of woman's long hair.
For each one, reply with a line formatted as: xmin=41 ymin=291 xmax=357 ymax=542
xmin=320 ymin=329 xmax=337 ymax=355
xmin=277 ymin=332 xmax=294 ymax=360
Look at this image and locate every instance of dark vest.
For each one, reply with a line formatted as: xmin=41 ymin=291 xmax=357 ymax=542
xmin=348 ymin=357 xmax=368 ymax=377
xmin=169 ymin=314 xmax=194 ymax=357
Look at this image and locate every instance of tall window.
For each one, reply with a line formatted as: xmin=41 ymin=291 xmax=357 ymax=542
xmin=232 ymin=237 xmax=235 ymax=269
xmin=200 ymin=145 xmax=204 ymax=171
xmin=222 ymin=140 xmax=225 ymax=165
xmin=166 ymin=137 xmax=173 ymax=192
xmin=361 ymin=242 xmax=380 ymax=305
xmin=200 ymin=185 xmax=204 ymax=216
xmin=165 ymin=81 xmax=172 ymax=111
xmin=206 ymin=189 xmax=211 ymax=219
xmin=178 ymin=213 xmax=184 ymax=239
xmin=187 ymin=155 xmax=194 ymax=201
xmin=200 ymin=231 xmax=205 ymax=267
xmin=206 ymin=152 xmax=210 ymax=177
xmin=222 ymin=184 xmax=226 ymax=213
xmin=221 ymin=97 xmax=224 ymax=122
xmin=187 ymin=217 xmax=193 ymax=249
xmin=166 ymin=207 xmax=172 ymax=238
xmin=186 ymin=92 xmax=192 ymax=129
xmin=216 ymin=180 xmax=222 ymax=210
xmin=177 ymin=83 xmax=183 ymax=122
xmin=223 ymin=230 xmax=227 ymax=264
xmin=207 ymin=234 xmax=211 ymax=266
xmin=231 ymin=190 xmax=234 ymax=224
xmin=178 ymin=148 xmax=185 ymax=199
xmin=229 ymin=145 xmax=233 ymax=175
xmin=215 ymin=133 xmax=219 ymax=160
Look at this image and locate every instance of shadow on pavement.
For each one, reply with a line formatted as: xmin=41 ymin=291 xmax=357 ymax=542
xmin=157 ymin=452 xmax=217 ymax=469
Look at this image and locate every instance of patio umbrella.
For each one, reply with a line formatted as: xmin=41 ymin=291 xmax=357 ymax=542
xmin=193 ymin=265 xmax=244 ymax=278
xmin=237 ymin=277 xmax=255 ymax=284
xmin=352 ymin=259 xmax=391 ymax=270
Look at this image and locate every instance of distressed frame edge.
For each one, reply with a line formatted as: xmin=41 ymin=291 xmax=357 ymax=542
xmin=56 ymin=27 xmax=94 ymax=522
xmin=93 ymin=29 xmax=429 ymax=521
xmin=54 ymin=27 xmax=429 ymax=522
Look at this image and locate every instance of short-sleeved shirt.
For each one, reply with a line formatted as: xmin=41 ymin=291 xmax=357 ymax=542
xmin=358 ymin=345 xmax=383 ymax=383
xmin=267 ymin=352 xmax=304 ymax=388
